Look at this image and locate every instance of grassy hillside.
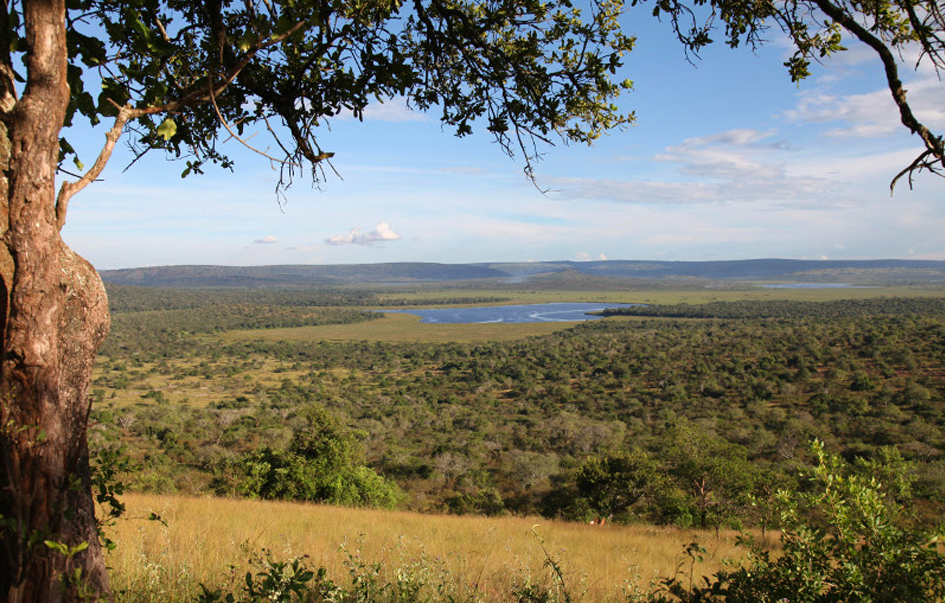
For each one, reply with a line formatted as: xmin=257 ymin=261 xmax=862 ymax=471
xmin=106 ymin=492 xmax=750 ymax=603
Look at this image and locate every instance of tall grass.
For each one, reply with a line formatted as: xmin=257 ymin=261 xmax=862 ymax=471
xmin=106 ymin=493 xmax=758 ymax=602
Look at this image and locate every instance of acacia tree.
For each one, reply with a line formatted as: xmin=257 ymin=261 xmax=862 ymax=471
xmin=0 ymin=0 xmax=634 ymax=600
xmin=575 ymin=449 xmax=662 ymax=522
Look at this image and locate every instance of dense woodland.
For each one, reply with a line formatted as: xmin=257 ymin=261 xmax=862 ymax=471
xmin=91 ymin=286 xmax=945 ymax=530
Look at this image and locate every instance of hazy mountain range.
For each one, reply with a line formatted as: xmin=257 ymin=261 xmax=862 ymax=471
xmin=98 ymin=259 xmax=945 ymax=288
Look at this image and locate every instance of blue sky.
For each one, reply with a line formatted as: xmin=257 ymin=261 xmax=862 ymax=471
xmin=61 ymin=11 xmax=945 ymax=270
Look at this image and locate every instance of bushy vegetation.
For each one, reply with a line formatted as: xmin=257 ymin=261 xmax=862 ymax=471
xmin=600 ymin=296 xmax=945 ymax=319
xmin=110 ymin=444 xmax=945 ymax=602
xmin=91 ymin=289 xmax=945 ymax=530
xmin=643 ymin=442 xmax=945 ymax=603
xmin=84 ymin=285 xmax=945 ymax=602
xmin=212 ymin=404 xmax=401 ymax=508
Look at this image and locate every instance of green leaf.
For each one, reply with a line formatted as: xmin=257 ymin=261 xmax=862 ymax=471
xmin=44 ymin=540 xmax=69 ymax=556
xmin=237 ymin=32 xmax=258 ymax=53
xmin=156 ymin=118 xmax=177 ymax=141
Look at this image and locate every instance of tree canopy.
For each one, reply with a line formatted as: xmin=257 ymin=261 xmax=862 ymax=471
xmin=8 ymin=0 xmax=943 ymax=208
xmin=31 ymin=0 xmax=636 ymax=209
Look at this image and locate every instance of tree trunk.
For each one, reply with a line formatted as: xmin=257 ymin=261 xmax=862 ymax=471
xmin=0 ymin=1 xmax=111 ymax=601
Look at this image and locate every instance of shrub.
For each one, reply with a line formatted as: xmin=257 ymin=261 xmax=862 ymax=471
xmin=647 ymin=441 xmax=945 ymax=602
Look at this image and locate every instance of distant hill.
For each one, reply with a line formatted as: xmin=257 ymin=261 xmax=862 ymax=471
xmin=99 ymin=263 xmax=508 ymax=288
xmin=99 ymin=259 xmax=945 ymax=288
xmin=485 ymin=259 xmax=945 ymax=282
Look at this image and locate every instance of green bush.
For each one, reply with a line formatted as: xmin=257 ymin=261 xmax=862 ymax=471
xmin=215 ymin=404 xmax=402 ymax=509
xmin=647 ymin=441 xmax=945 ymax=602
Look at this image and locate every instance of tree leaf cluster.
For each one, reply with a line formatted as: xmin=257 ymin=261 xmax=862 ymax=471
xmin=211 ymin=403 xmax=402 ymax=509
xmin=35 ymin=0 xmax=637 ymax=186
xmin=646 ymin=442 xmax=945 ymax=603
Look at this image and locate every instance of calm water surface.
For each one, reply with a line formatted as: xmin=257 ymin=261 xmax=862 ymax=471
xmin=385 ymin=302 xmax=639 ymax=324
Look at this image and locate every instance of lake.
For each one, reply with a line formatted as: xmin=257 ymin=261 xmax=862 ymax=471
xmin=384 ymin=302 xmax=639 ymax=324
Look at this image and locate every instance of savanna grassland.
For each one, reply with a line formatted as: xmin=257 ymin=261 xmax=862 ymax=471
xmin=90 ymin=280 xmax=945 ymax=601
xmin=106 ymin=492 xmax=751 ymax=603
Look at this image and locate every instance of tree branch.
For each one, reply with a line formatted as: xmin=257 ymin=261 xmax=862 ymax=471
xmin=810 ymin=0 xmax=944 ymax=190
xmin=207 ymin=78 xmax=302 ymax=168
xmin=55 ymin=103 xmax=132 ymax=231
xmin=125 ymin=20 xmax=308 ymax=119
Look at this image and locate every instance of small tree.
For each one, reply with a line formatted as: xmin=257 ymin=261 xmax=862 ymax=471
xmin=220 ymin=404 xmax=401 ymax=508
xmin=575 ymin=449 xmax=662 ymax=522
xmin=649 ymin=441 xmax=945 ymax=602
xmin=661 ymin=425 xmax=758 ymax=531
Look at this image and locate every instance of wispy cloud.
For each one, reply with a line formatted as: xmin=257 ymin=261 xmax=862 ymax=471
xmin=361 ymin=100 xmax=429 ymax=122
xmin=439 ymin=166 xmax=489 ymax=176
xmin=550 ymin=128 xmax=839 ymax=206
xmin=325 ymin=222 xmax=402 ymax=246
xmin=656 ymin=129 xmax=790 ymax=180
xmin=550 ymin=177 xmax=720 ymax=204
xmin=782 ymin=76 xmax=945 ymax=139
xmin=253 ymin=235 xmax=278 ymax=244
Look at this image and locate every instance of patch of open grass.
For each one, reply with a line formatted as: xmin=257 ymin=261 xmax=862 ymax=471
xmin=218 ymin=287 xmax=945 ymax=344
xmin=220 ymin=312 xmax=580 ymax=343
xmin=92 ymin=357 xmax=314 ymax=409
xmin=107 ymin=493 xmax=758 ymax=603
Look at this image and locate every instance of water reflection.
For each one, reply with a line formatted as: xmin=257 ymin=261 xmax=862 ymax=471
xmin=384 ymin=302 xmax=639 ymax=324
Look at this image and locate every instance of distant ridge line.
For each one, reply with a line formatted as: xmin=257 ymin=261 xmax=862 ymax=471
xmin=98 ymin=259 xmax=945 ymax=288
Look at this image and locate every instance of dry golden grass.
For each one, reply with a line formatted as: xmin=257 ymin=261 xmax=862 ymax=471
xmin=106 ymin=493 xmax=758 ymax=602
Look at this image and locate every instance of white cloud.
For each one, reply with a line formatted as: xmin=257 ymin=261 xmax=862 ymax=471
xmin=325 ymin=222 xmax=402 ymax=246
xmin=575 ymin=252 xmax=607 ymax=261
xmin=783 ymin=75 xmax=945 ymax=139
xmin=254 ymin=235 xmax=278 ymax=244
xmin=551 ymin=177 xmax=720 ymax=204
xmin=657 ymin=133 xmax=787 ymax=181
xmin=552 ymin=129 xmax=868 ymax=210
xmin=677 ymin=129 xmax=778 ymax=147
xmin=550 ymin=128 xmax=841 ymax=206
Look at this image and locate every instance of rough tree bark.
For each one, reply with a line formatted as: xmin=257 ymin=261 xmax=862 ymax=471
xmin=0 ymin=1 xmax=111 ymax=601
